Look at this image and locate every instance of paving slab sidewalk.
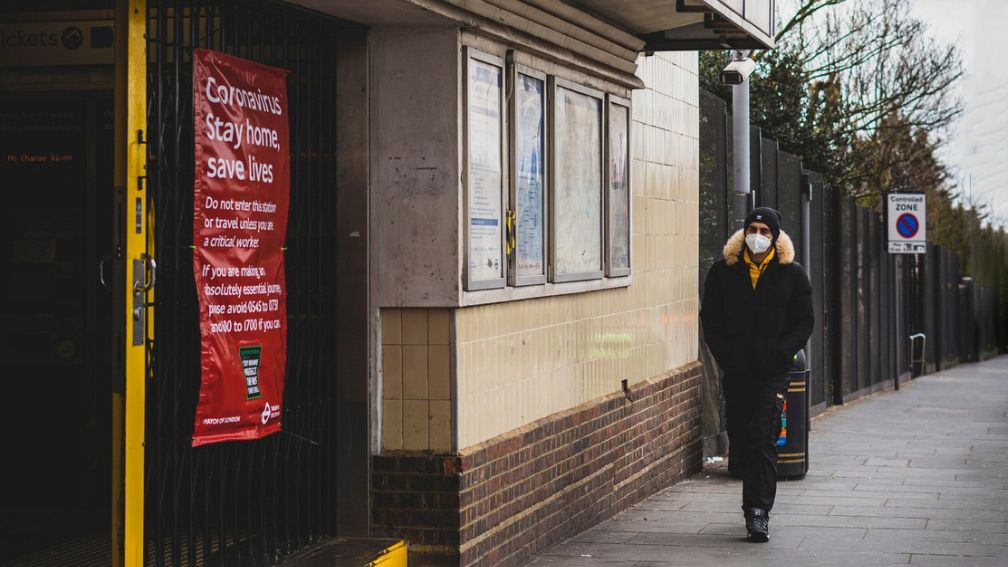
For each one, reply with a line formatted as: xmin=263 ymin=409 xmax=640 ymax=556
xmin=529 ymin=356 xmax=1008 ymax=566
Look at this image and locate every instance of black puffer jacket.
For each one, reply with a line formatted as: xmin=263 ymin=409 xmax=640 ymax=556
xmin=700 ymin=229 xmax=815 ymax=380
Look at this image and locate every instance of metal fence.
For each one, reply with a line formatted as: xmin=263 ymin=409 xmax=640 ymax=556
xmin=698 ymin=91 xmax=1007 ymax=429
xmin=697 ymin=90 xmax=730 ymax=448
xmin=145 ymin=2 xmax=344 ymax=564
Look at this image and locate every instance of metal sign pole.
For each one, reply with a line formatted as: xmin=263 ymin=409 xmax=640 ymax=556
xmin=731 ymin=50 xmax=751 ymax=220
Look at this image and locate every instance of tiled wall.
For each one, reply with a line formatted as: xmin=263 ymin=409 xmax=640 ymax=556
xmin=380 ymin=308 xmax=452 ymax=452
xmin=454 ymin=53 xmax=700 ymax=450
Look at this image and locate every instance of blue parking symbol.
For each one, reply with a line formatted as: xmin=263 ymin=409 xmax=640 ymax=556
xmin=896 ymin=213 xmax=919 ymax=238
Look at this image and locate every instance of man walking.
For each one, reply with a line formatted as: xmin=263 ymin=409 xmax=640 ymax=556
xmin=700 ymin=207 xmax=814 ymax=542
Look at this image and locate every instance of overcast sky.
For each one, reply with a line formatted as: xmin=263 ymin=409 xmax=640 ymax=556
xmin=910 ymin=0 xmax=1008 ymax=226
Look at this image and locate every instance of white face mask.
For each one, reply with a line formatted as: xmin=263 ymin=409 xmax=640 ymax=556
xmin=746 ymin=233 xmax=772 ymax=254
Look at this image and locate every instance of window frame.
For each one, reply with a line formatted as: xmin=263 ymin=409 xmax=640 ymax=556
xmin=508 ymin=61 xmax=549 ymax=287
xmin=605 ymin=94 xmax=632 ymax=278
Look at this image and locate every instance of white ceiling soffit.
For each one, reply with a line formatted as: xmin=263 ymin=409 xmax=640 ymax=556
xmin=566 ymin=0 xmax=775 ymax=51
xmin=289 ymin=0 xmax=648 ymax=88
xmin=288 ymin=1 xmax=772 ymax=52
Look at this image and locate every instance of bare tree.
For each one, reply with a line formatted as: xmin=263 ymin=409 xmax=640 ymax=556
xmin=773 ymin=0 xmax=848 ymax=42
xmin=784 ymin=0 xmax=964 ymax=141
xmin=702 ymin=0 xmax=967 ymax=204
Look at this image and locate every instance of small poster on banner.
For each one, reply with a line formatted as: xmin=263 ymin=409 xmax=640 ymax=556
xmin=192 ymin=49 xmax=290 ymax=447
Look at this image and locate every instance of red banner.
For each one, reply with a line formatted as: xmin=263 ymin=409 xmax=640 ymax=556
xmin=192 ymin=49 xmax=290 ymax=447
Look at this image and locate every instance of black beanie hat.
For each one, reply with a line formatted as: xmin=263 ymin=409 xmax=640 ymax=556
xmin=745 ymin=207 xmax=781 ymax=240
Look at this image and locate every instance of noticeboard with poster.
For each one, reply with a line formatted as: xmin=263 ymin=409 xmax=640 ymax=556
xmin=606 ymin=95 xmax=631 ymax=277
xmin=510 ymin=66 xmax=547 ymax=286
xmin=551 ymin=79 xmax=604 ymax=282
xmin=464 ymin=49 xmax=506 ymax=290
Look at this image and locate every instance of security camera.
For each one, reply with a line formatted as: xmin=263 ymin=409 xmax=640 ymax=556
xmin=720 ymin=58 xmax=757 ymax=85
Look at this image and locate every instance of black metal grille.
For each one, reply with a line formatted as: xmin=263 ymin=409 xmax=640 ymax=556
xmin=807 ymin=173 xmax=827 ymax=407
xmin=697 ymin=90 xmax=730 ymax=440
xmin=698 ymin=90 xmax=730 ymax=285
xmin=775 ymin=151 xmax=801 ymax=260
xmin=758 ymin=137 xmax=778 ymax=209
xmin=696 ymin=87 xmax=993 ymax=414
xmin=145 ymin=2 xmax=343 ymax=564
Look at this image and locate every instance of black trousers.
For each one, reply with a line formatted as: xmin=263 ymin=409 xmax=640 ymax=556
xmin=723 ymin=373 xmax=787 ymax=512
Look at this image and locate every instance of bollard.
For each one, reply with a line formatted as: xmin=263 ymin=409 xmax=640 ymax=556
xmin=776 ymin=349 xmax=809 ymax=480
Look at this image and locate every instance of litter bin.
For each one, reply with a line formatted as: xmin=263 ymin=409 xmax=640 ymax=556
xmin=776 ymin=349 xmax=809 ymax=480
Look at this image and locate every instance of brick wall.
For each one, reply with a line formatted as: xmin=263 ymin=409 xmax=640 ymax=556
xmin=372 ymin=362 xmax=702 ymax=566
xmin=372 ymin=454 xmax=462 ymax=563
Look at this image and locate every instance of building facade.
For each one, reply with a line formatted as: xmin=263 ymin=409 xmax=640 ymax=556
xmin=0 ymin=1 xmax=772 ymax=565
xmin=372 ymin=48 xmax=703 ymax=564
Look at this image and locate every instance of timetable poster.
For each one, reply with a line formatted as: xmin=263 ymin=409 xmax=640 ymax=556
xmin=467 ymin=58 xmax=504 ymax=286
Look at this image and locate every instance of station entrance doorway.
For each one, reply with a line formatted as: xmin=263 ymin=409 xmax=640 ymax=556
xmin=0 ymin=86 xmax=116 ymax=565
xmin=2 ymin=0 xmax=371 ymax=565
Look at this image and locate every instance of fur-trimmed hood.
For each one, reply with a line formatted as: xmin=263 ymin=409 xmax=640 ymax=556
xmin=723 ymin=230 xmax=795 ymax=266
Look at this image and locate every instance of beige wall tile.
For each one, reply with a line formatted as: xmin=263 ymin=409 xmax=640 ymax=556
xmin=402 ymin=400 xmax=429 ymax=451
xmin=402 ymin=344 xmax=429 ymax=399
xmin=382 ymin=344 xmax=403 ymax=400
xmin=429 ymin=344 xmax=451 ymax=400
xmin=382 ymin=309 xmax=402 ymax=345
xmin=382 ymin=399 xmax=403 ymax=451
xmin=428 ymin=309 xmax=450 ymax=345
xmin=429 ymin=400 xmax=452 ymax=452
xmin=401 ymin=309 xmax=429 ymax=345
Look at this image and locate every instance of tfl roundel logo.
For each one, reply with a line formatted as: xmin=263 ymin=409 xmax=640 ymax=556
xmin=261 ymin=402 xmax=272 ymax=424
xmin=61 ymin=26 xmax=83 ymax=50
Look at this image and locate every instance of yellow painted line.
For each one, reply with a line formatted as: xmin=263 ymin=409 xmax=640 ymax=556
xmin=788 ymin=388 xmax=806 ymax=392
xmin=777 ymin=452 xmax=806 ymax=457
xmin=366 ymin=540 xmax=408 ymax=566
xmin=778 ymin=458 xmax=806 ymax=464
xmin=788 ymin=381 xmax=806 ymax=388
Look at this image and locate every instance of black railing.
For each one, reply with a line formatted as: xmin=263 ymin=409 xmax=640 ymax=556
xmin=698 ymin=90 xmax=1007 ymax=427
xmin=145 ymin=2 xmax=343 ymax=564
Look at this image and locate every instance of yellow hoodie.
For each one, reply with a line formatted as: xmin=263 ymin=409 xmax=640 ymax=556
xmin=743 ymin=246 xmax=776 ymax=289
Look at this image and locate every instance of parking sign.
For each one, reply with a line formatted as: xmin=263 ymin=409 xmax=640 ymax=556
xmin=887 ymin=193 xmax=927 ymax=254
